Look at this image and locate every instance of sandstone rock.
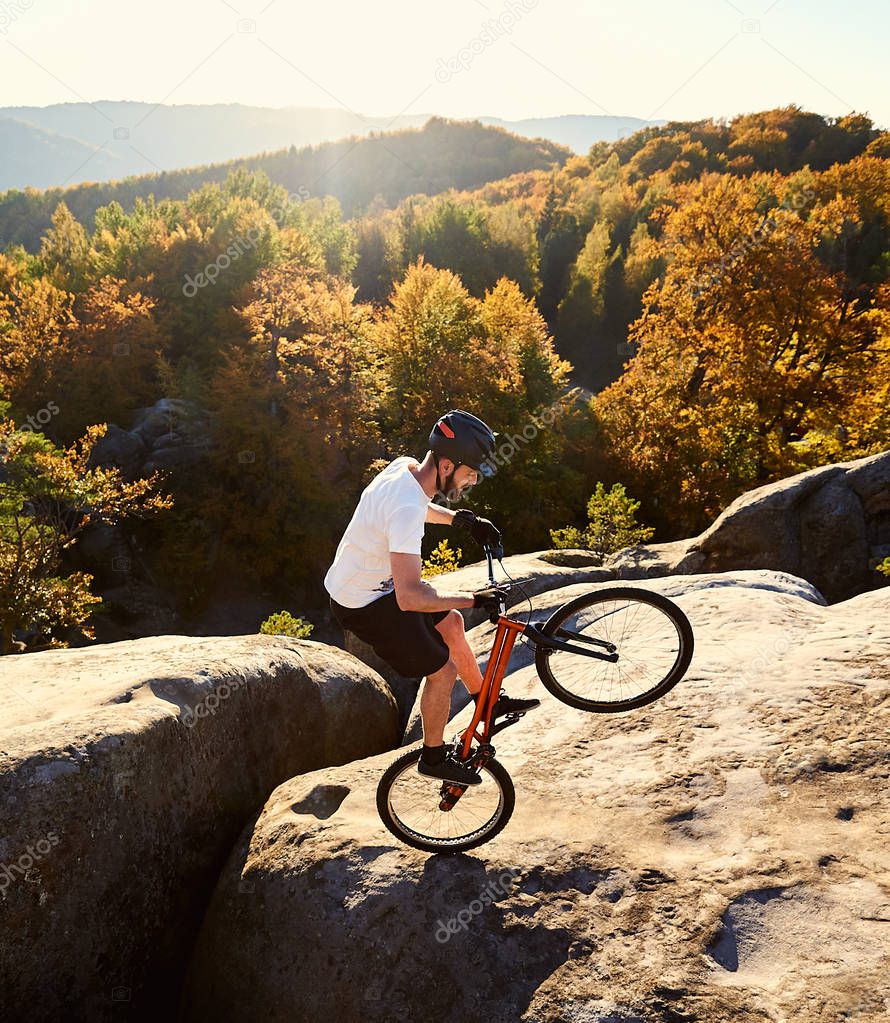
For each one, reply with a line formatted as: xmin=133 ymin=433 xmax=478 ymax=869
xmin=87 ymin=423 xmax=147 ymax=480
xmin=0 ymin=635 xmax=398 ymax=1022
xmin=401 ymin=568 xmax=827 ymax=744
xmin=606 ymin=449 xmax=890 ymax=603
xmin=181 ymin=573 xmax=890 ymax=1023
xmin=537 ymin=549 xmax=604 ymax=568
xmin=131 ymin=397 xmax=205 ymax=446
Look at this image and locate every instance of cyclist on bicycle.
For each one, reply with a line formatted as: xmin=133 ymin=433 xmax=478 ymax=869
xmin=325 ymin=409 xmax=539 ymax=787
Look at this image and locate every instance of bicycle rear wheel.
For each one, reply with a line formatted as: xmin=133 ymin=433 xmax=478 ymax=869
xmin=377 ymin=747 xmax=515 ymax=854
xmin=535 ymin=586 xmax=693 ymax=712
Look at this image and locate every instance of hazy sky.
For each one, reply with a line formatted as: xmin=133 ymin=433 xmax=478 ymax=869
xmin=1 ymin=0 xmax=886 ymax=126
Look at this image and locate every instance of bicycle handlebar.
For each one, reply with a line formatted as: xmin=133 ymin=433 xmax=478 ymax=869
xmin=482 ymin=542 xmax=502 ymax=585
xmin=481 ymin=542 xmax=508 ymax=621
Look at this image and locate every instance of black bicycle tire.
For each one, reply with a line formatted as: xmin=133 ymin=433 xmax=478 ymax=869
xmin=376 ymin=747 xmax=515 ymax=854
xmin=534 ymin=586 xmax=694 ymax=713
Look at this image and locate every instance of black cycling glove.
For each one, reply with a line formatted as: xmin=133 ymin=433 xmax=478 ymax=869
xmin=453 ymin=509 xmax=502 ymax=548
xmin=472 ymin=585 xmax=509 ymax=612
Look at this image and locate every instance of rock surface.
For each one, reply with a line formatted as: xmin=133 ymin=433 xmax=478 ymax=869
xmin=0 ymin=635 xmax=398 ymax=1022
xmin=181 ymin=572 xmax=890 ymax=1023
xmin=606 ymin=449 xmax=890 ymax=604
xmin=88 ymin=397 xmax=212 ymax=481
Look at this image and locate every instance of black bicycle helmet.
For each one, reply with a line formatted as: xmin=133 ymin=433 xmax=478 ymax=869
xmin=429 ymin=409 xmax=498 ymax=477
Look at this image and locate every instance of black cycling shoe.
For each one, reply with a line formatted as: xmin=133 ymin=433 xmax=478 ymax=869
xmin=491 ymin=690 xmax=541 ymax=718
xmin=417 ymin=748 xmax=482 ymax=786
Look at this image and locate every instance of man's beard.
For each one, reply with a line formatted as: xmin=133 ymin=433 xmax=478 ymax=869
xmin=437 ymin=465 xmax=467 ymax=504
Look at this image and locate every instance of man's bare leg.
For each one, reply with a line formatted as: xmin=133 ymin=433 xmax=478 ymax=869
xmin=420 ymin=657 xmax=458 ymax=747
xmin=435 ymin=610 xmax=484 ymax=696
xmin=421 ymin=612 xmax=485 ymax=747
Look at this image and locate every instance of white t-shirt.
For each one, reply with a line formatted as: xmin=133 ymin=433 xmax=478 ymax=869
xmin=324 ymin=456 xmax=430 ymax=608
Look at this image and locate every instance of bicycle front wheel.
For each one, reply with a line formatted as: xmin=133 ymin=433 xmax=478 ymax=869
xmin=535 ymin=586 xmax=693 ymax=713
xmin=377 ymin=747 xmax=515 ymax=854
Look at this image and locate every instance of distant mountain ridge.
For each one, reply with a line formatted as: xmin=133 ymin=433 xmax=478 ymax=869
xmin=0 ymin=116 xmax=124 ymax=190
xmin=478 ymin=114 xmax=666 ymax=153
xmin=0 ymin=102 xmax=663 ymax=191
xmin=0 ymin=117 xmax=572 ymax=250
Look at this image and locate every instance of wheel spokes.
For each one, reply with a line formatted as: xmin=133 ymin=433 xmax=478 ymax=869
xmin=547 ymin=598 xmax=682 ymax=705
xmin=385 ymin=761 xmax=505 ymax=847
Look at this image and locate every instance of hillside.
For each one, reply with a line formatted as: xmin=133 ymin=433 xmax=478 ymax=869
xmin=0 ymin=116 xmax=126 ymax=190
xmin=0 ymin=102 xmax=425 ymax=190
xmin=0 ymin=103 xmax=664 ymax=193
xmin=0 ymin=116 xmax=570 ymax=250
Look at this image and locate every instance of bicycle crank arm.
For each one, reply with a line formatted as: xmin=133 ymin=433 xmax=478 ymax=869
xmin=489 ymin=712 xmax=525 ymax=738
xmin=523 ymin=624 xmax=619 ymax=661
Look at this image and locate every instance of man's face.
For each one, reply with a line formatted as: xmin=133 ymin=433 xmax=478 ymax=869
xmin=440 ymin=459 xmax=479 ymax=501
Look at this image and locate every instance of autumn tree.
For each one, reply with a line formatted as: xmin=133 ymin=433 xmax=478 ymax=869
xmin=0 ymin=406 xmax=172 ymax=653
xmin=0 ymin=271 xmax=165 ymax=443
xmin=0 ymin=275 xmax=75 ymax=430
xmin=191 ymin=261 xmax=382 ymax=591
xmin=594 ymin=170 xmax=890 ymax=534
xmin=375 ymin=258 xmax=587 ymax=550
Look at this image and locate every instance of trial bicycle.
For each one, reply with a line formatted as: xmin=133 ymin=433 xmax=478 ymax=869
xmin=376 ymin=541 xmax=694 ymax=853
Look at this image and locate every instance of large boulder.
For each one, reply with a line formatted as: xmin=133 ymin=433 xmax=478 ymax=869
xmin=181 ymin=572 xmax=890 ymax=1022
xmin=87 ymin=398 xmax=213 ymax=482
xmin=607 ymin=449 xmax=890 ymax=603
xmin=87 ymin=423 xmax=147 ymax=480
xmin=0 ymin=635 xmax=398 ymax=1022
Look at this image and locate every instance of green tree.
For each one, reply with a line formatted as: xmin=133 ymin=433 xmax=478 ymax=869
xmin=38 ymin=202 xmax=90 ymax=292
xmin=0 ymin=408 xmax=172 ymax=653
xmin=550 ymin=482 xmax=654 ymax=562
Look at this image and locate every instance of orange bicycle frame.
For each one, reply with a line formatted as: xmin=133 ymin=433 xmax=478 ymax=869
xmin=456 ymin=613 xmax=526 ymax=760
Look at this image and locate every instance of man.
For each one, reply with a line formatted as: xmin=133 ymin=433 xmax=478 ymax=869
xmin=325 ymin=409 xmax=539 ymax=787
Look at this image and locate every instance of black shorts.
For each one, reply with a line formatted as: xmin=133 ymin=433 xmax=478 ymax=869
xmin=329 ymin=591 xmax=451 ymax=678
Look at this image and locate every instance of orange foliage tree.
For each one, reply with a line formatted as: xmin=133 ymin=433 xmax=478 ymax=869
xmin=594 ymin=169 xmax=890 ymax=534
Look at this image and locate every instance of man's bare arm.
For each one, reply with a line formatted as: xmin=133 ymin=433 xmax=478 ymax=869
xmin=390 ymin=552 xmax=475 ymax=611
xmin=425 ymin=503 xmax=457 ymax=526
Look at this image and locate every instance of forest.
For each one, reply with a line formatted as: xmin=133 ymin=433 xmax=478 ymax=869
xmin=1 ymin=106 xmax=888 ymax=647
